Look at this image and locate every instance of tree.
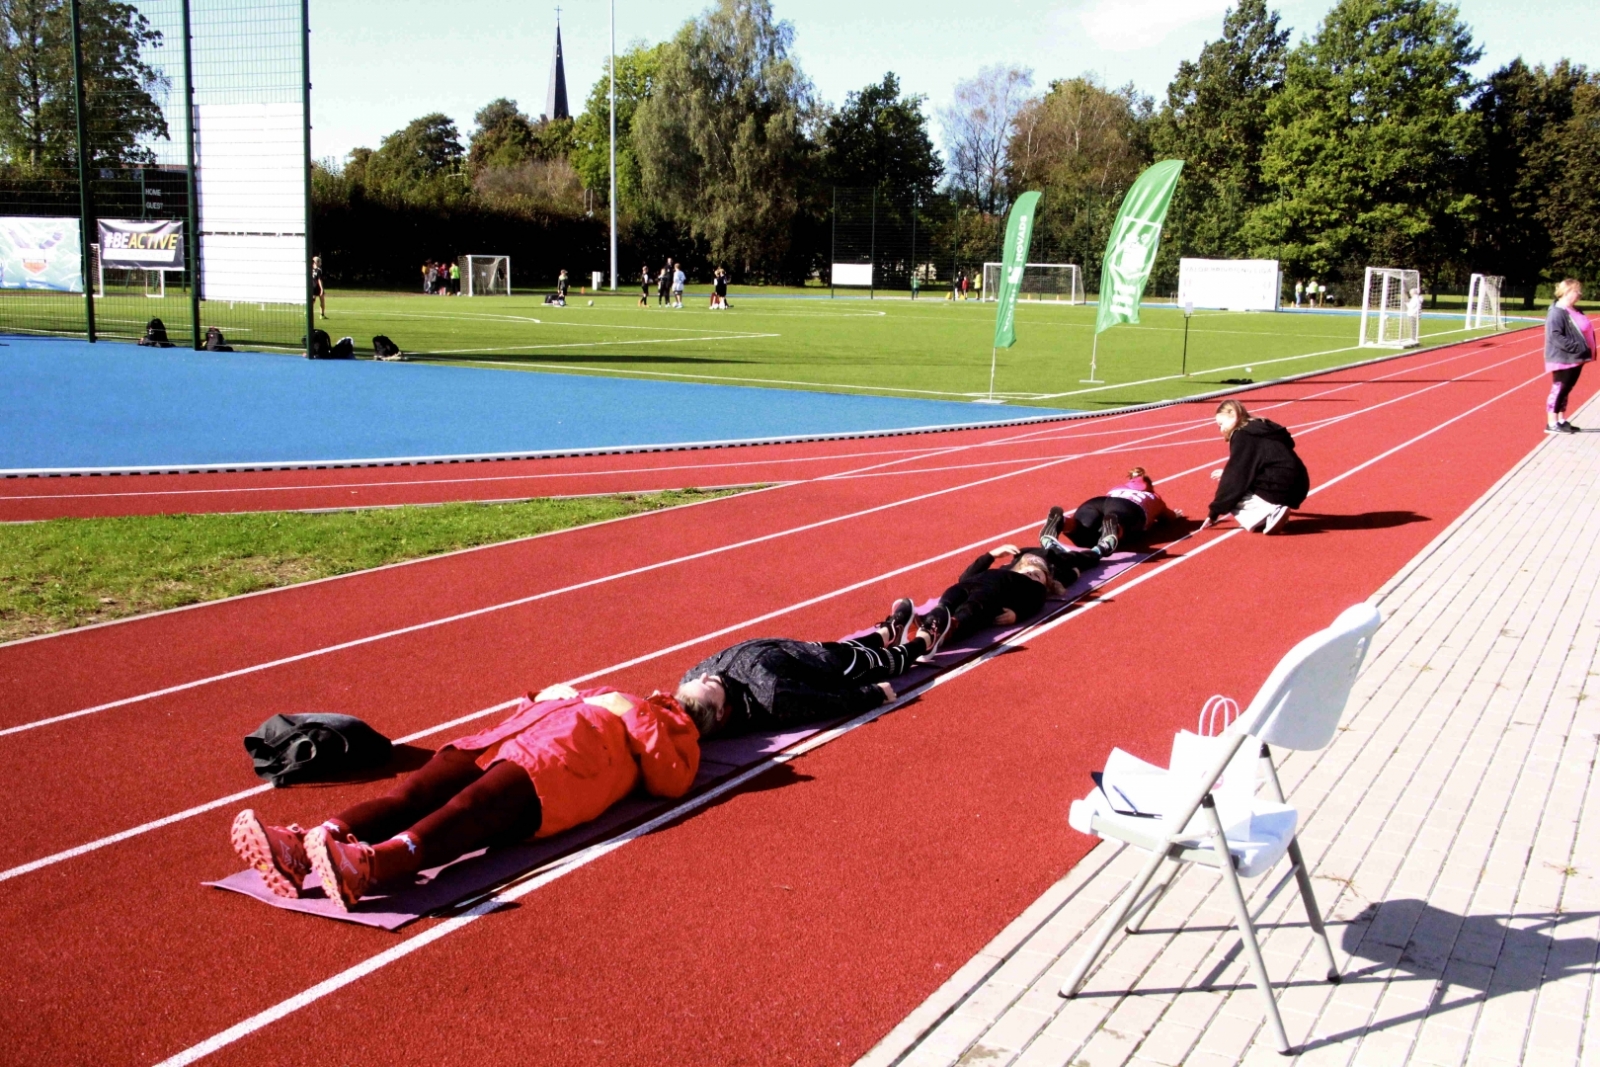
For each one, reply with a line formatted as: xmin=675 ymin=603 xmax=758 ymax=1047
xmin=820 ymin=72 xmax=941 ymax=198
xmin=362 ymin=112 xmax=466 ymax=204
xmin=1009 ymin=75 xmax=1152 ymax=271
xmin=570 ymin=42 xmax=666 ymax=216
xmin=1151 ymin=0 xmax=1289 ymax=260
xmin=939 ymin=64 xmax=1032 ymax=213
xmin=632 ymin=0 xmax=814 ymax=279
xmin=1243 ymin=0 xmax=1481 ymax=288
xmin=467 ymin=98 xmax=535 ymax=172
xmin=0 ymin=0 xmax=168 ymax=172
xmin=1536 ymin=68 xmax=1600 ymax=286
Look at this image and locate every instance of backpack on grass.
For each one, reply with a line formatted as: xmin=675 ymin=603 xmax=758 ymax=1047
xmin=329 ymin=335 xmax=355 ymax=359
xmin=372 ymin=334 xmax=404 ymax=360
xmin=243 ymin=713 xmax=393 ymax=787
xmin=202 ymin=326 xmax=233 ymax=352
xmin=304 ymin=329 xmax=331 ymax=358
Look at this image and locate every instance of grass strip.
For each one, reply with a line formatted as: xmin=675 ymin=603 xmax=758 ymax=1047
xmin=0 ymin=488 xmax=738 ymax=643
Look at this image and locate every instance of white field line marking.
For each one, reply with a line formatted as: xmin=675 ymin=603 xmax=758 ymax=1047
xmin=353 ymin=309 xmax=766 ymax=336
xmin=1024 ymin=323 xmax=1497 ymax=401
xmin=148 ymin=363 xmax=1551 ymax=1066
xmin=1 ymin=339 xmax=1524 ymax=733
xmin=430 ymin=333 xmax=782 ymax=356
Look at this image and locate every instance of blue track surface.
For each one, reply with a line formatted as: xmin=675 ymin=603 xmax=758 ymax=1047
xmin=0 ymin=336 xmax=1070 ymax=471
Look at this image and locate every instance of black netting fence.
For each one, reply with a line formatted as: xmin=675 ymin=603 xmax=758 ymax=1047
xmin=0 ymin=0 xmax=311 ymax=351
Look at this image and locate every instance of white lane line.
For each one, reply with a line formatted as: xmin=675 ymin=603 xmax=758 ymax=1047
xmin=0 ymin=426 xmax=1189 ymax=738
xmin=431 ymin=333 xmax=782 ymax=356
xmin=1 ymin=339 xmax=1532 ymax=737
xmin=155 ymin=362 xmax=1530 ymax=1065
xmin=0 ymin=448 xmax=1242 ymax=884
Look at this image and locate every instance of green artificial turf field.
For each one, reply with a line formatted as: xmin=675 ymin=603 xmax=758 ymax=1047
xmin=4 ymin=285 xmax=1533 ymax=410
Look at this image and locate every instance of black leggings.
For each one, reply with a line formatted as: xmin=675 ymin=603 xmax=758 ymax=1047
xmin=1549 ymin=365 xmax=1583 ymax=415
xmin=820 ymin=630 xmax=927 ymax=682
xmin=1066 ymin=496 xmax=1147 ymax=548
xmin=332 ymin=747 xmax=543 ymax=869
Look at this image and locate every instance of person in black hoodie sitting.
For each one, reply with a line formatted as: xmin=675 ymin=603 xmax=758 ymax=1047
xmin=1202 ymin=399 xmax=1309 ymax=534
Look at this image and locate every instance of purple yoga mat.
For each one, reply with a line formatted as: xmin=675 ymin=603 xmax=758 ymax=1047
xmin=206 ymin=550 xmax=1149 ymax=929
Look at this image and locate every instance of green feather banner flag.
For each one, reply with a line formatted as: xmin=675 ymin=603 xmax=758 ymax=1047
xmin=1095 ymin=159 xmax=1184 ymax=335
xmin=992 ymin=190 xmax=1042 ymax=350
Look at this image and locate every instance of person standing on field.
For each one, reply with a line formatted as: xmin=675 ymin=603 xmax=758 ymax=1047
xmin=658 ymin=260 xmax=672 ymax=306
xmin=1294 ymin=279 xmax=1303 ymax=308
xmin=449 ymin=260 xmax=460 ymax=295
xmin=639 ymin=265 xmax=651 ymax=308
xmin=1544 ymin=278 xmax=1593 ymax=433
xmin=672 ymin=264 xmax=686 ymax=308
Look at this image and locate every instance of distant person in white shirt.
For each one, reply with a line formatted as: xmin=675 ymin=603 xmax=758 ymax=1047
xmin=1294 ymin=279 xmax=1303 ymax=308
xmin=672 ymin=266 xmax=686 ymax=308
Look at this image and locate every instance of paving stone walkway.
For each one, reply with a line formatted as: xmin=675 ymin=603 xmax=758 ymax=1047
xmin=859 ymin=400 xmax=1600 ymax=1067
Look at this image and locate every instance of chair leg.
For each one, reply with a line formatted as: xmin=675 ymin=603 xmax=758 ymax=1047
xmin=1059 ymin=844 xmax=1171 ymax=998
xmin=1125 ymin=855 xmax=1178 ymax=933
xmin=1288 ymin=837 xmax=1340 ymax=983
xmin=1204 ymin=797 xmax=1293 ymax=1055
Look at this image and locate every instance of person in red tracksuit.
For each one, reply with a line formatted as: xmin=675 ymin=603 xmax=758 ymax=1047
xmin=230 ymin=685 xmax=703 ymax=910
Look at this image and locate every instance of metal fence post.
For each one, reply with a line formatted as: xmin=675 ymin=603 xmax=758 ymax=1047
xmin=181 ymin=0 xmax=201 ymax=349
xmin=68 ymin=0 xmax=96 ymax=342
xmin=300 ymin=0 xmax=315 ymax=353
xmin=830 ymin=186 xmax=836 ymax=299
xmin=868 ymin=187 xmax=876 ymax=300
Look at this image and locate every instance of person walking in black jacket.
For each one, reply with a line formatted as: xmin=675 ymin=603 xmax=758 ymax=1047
xmin=675 ymin=599 xmax=946 ymax=737
xmin=1202 ymin=399 xmax=1310 ymax=534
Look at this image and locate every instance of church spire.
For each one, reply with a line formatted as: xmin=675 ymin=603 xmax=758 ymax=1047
xmin=545 ymin=11 xmax=569 ymax=121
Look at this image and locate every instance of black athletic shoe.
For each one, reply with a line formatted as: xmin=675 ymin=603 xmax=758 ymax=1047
xmin=1095 ymin=515 xmax=1122 ymax=557
xmin=879 ymin=597 xmax=915 ymax=645
xmin=916 ymin=605 xmax=953 ymax=660
xmin=1039 ymin=506 xmax=1067 ymax=549
xmin=1559 ymin=422 xmax=1581 ymax=434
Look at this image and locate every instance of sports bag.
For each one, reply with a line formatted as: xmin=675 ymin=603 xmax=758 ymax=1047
xmin=329 ymin=335 xmax=355 ymax=359
xmin=203 ymin=326 xmax=233 ymax=352
xmin=243 ymin=713 xmax=393 ymax=787
xmin=304 ymin=329 xmax=331 ymax=359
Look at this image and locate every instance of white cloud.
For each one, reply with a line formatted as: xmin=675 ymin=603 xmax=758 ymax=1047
xmin=1064 ymin=0 xmax=1231 ymax=53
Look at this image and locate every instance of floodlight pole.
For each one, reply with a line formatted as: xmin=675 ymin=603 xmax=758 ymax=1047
xmin=607 ymin=0 xmax=617 ymax=291
xmin=68 ymin=0 xmax=95 ymax=342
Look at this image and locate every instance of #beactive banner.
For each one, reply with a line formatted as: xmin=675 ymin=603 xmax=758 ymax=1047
xmin=98 ymin=219 xmax=183 ymax=269
xmin=0 ymin=216 xmax=83 ymax=292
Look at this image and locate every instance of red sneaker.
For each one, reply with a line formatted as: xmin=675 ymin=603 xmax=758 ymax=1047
xmin=230 ymin=810 xmax=310 ymax=898
xmin=305 ymin=826 xmax=376 ymax=911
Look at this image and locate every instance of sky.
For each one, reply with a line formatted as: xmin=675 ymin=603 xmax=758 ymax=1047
xmin=307 ymin=0 xmax=1600 ymax=165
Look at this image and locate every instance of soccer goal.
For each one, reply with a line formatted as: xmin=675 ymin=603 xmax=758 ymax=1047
xmin=1466 ymin=273 xmax=1506 ymax=330
xmin=92 ymin=254 xmax=166 ymax=299
xmin=1359 ymin=267 xmax=1422 ymax=348
xmin=981 ymin=262 xmax=1084 ymax=304
xmin=460 ymin=255 xmax=511 ymax=297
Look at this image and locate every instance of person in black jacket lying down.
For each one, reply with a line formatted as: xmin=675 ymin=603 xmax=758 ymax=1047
xmin=675 ymin=599 xmax=946 ymax=738
xmin=917 ymin=541 xmax=1100 ymax=644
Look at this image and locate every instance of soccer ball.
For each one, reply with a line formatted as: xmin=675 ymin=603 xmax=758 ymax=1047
xmin=587 ymin=299 xmax=594 ymax=306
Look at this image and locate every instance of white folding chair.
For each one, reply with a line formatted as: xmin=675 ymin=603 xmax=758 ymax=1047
xmin=1059 ymin=602 xmax=1382 ymax=1054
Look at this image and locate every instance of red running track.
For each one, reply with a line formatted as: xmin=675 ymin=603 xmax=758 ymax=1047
xmin=0 ymin=330 xmax=1581 ymax=1067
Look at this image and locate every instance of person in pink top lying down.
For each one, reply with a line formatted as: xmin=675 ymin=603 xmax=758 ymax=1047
xmin=1038 ymin=467 xmax=1183 ymax=558
xmin=230 ymin=684 xmax=703 ymax=911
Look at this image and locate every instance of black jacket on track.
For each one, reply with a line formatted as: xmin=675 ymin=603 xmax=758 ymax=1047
xmin=1208 ymin=418 xmax=1310 ymax=521
xmin=682 ymin=639 xmax=886 ymax=734
xmin=950 ymin=552 xmax=1049 ymax=624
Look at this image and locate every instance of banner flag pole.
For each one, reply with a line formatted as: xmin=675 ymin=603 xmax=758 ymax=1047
xmin=1084 ymin=158 xmax=1184 ymax=383
xmin=978 ymin=190 xmax=1041 ymax=405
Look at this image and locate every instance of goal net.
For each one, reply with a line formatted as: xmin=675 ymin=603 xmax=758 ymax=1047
xmin=1359 ymin=267 xmax=1422 ymax=348
xmin=981 ymin=262 xmax=1084 ymax=304
xmin=1466 ymin=273 xmax=1506 ymax=330
xmin=460 ymin=255 xmax=511 ymax=297
xmin=91 ymin=245 xmax=166 ymax=299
